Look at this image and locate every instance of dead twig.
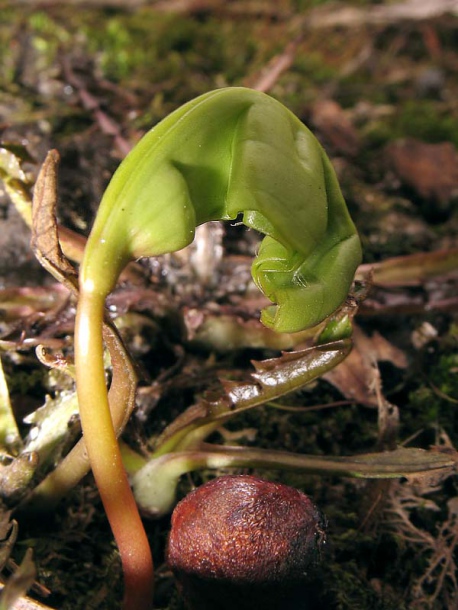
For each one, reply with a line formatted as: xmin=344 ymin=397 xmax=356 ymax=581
xmin=244 ymin=35 xmax=304 ymax=93
xmin=308 ymin=0 xmax=458 ymax=29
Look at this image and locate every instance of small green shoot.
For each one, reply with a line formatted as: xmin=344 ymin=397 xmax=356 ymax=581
xmin=37 ymin=87 xmax=362 ymax=609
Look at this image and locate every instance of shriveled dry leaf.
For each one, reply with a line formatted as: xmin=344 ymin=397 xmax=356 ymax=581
xmin=31 ymin=151 xmax=78 ymax=294
xmin=323 ymin=324 xmax=407 ymax=407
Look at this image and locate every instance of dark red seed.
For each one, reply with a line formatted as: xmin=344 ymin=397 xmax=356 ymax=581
xmin=166 ymin=474 xmax=326 ymax=610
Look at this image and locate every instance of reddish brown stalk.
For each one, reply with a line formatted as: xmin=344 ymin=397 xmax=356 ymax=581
xmin=75 ymin=290 xmax=154 ymax=610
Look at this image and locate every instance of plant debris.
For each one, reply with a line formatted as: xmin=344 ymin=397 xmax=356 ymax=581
xmin=1 ymin=1 xmax=458 ymax=608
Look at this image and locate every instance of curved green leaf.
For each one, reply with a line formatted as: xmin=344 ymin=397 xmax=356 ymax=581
xmin=81 ymin=87 xmax=361 ymax=332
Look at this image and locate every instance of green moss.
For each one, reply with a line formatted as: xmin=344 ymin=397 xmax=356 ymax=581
xmin=319 ymin=491 xmax=409 ymax=610
xmin=365 ymin=101 xmax=458 ymax=149
xmin=80 ymin=10 xmax=263 ymax=91
xmin=406 ymin=330 xmax=458 ymax=443
xmin=0 ymin=10 xmax=65 ymax=86
xmin=19 ymin=486 xmax=124 ymax=610
xmin=395 ymin=101 xmax=458 ymax=146
xmin=293 ymin=52 xmax=338 ymax=84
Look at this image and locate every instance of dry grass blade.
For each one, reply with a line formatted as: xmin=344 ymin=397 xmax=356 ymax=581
xmin=356 ymin=248 xmax=458 ymax=287
xmin=308 ymin=0 xmax=458 ymax=29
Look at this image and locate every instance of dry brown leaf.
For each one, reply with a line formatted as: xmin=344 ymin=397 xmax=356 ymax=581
xmin=310 ymin=99 xmax=361 ymax=157
xmin=31 ymin=151 xmax=78 ymax=294
xmin=385 ymin=138 xmax=458 ymax=205
xmin=323 ymin=324 xmax=407 ymax=407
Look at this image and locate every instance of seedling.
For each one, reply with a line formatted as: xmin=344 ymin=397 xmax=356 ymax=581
xmin=2 ymin=92 xmax=457 ymax=608
xmin=47 ymin=87 xmax=362 ymax=609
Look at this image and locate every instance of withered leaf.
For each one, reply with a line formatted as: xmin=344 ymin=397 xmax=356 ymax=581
xmin=31 ymin=150 xmax=78 ymax=294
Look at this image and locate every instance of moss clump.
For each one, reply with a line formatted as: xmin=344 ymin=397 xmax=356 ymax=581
xmin=365 ymin=101 xmax=458 ymax=150
xmin=406 ymin=327 xmax=458 ymax=444
xmin=394 ymin=101 xmax=458 ymax=147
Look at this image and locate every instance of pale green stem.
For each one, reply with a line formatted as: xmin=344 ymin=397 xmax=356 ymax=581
xmin=131 ymin=444 xmax=456 ymax=518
